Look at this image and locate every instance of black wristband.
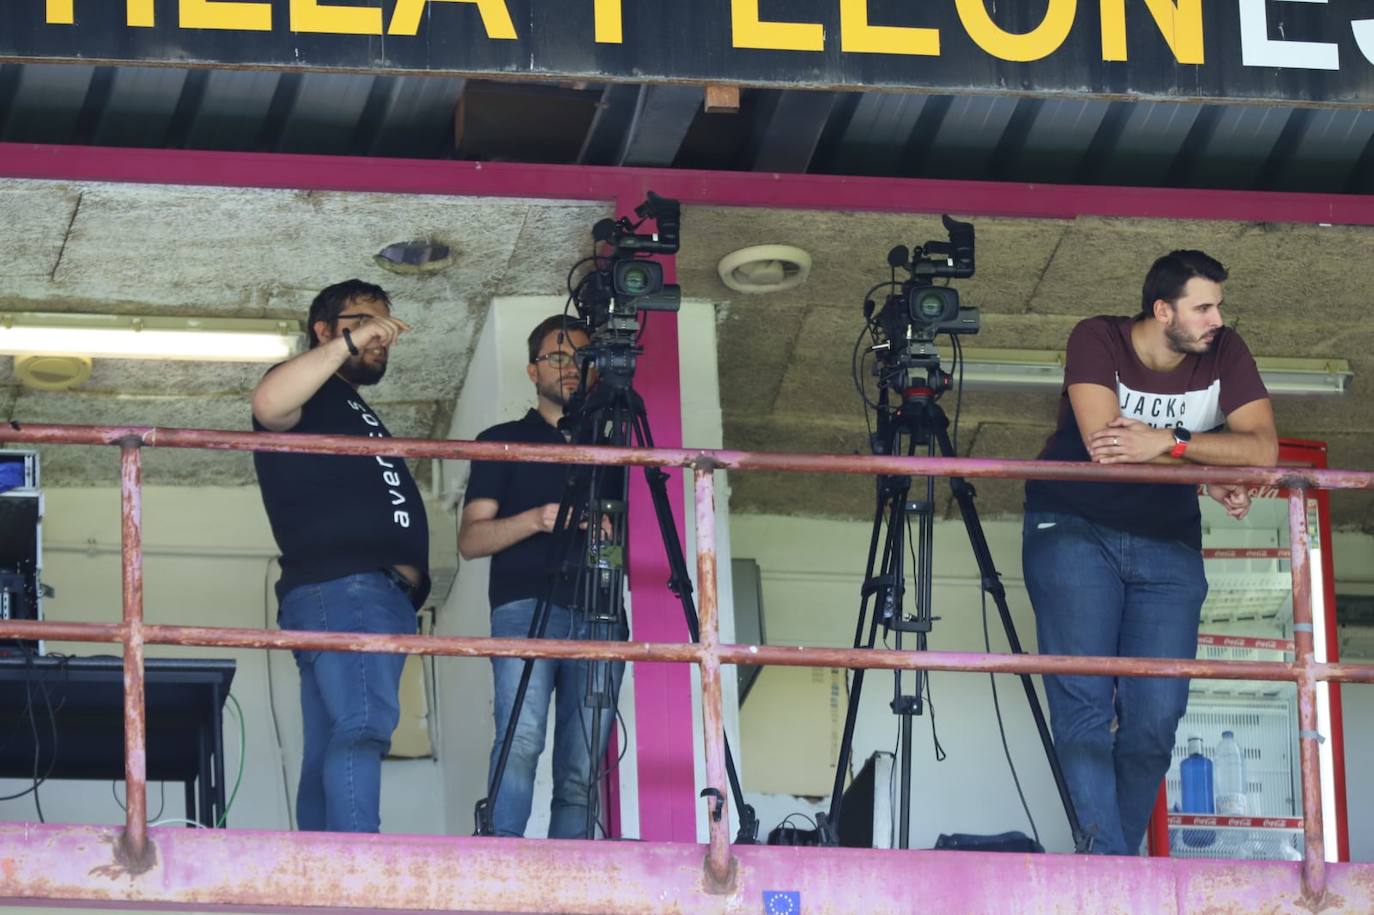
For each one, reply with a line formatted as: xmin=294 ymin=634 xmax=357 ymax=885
xmin=341 ymin=327 xmax=360 ymax=356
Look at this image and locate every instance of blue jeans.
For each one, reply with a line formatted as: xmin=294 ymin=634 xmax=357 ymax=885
xmin=1022 ymin=511 xmax=1207 ymax=855
xmin=278 ymin=571 xmax=415 ymax=833
xmin=488 ymin=598 xmax=627 ymax=838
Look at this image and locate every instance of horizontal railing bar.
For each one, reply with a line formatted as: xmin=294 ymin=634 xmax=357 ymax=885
xmin=8 ymin=619 xmax=1372 ymax=683
xmin=0 ymin=422 xmax=1370 ymax=489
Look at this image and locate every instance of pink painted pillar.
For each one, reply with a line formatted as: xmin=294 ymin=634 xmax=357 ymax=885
xmin=621 ymin=192 xmax=697 ymax=842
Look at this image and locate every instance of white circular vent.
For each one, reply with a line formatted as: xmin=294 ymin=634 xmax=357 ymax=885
xmin=717 ymin=245 xmax=812 ymax=294
xmin=15 ymin=355 xmax=93 ymax=391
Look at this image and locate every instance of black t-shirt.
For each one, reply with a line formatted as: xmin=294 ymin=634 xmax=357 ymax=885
xmin=1025 ymin=316 xmax=1268 ymax=549
xmin=253 ymin=374 xmax=430 ymax=605
xmin=465 ymin=409 xmax=624 ymax=611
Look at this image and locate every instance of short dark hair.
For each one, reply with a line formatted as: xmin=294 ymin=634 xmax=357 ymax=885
xmin=527 ymin=314 xmax=589 ymax=363
xmin=1139 ymin=250 xmax=1228 ymax=318
xmin=306 ymin=279 xmax=391 ymax=348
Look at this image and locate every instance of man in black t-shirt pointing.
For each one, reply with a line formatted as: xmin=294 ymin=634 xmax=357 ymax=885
xmin=252 ymin=279 xmax=429 ymax=834
xmin=1023 ymin=250 xmax=1277 ymax=855
xmin=459 ymin=315 xmax=627 ymax=839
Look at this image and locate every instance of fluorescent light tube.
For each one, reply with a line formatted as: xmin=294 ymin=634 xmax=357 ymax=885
xmin=0 ymin=313 xmax=303 ymax=363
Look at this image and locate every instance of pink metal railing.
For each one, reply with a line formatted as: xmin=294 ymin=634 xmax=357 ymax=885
xmin=1 ymin=421 xmax=1372 ymax=912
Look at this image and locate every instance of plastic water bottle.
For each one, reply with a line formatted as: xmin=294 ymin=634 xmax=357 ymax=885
xmin=1179 ymin=735 xmax=1216 ymax=847
xmin=1215 ymin=730 xmax=1248 ymax=816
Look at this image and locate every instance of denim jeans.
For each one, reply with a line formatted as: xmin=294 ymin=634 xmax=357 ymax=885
xmin=487 ymin=598 xmax=627 ymax=838
xmin=1022 ymin=511 xmax=1207 ymax=855
xmin=278 ymin=571 xmax=416 ymax=833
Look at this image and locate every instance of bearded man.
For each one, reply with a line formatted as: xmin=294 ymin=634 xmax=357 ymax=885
xmin=252 ymin=279 xmax=428 ymax=833
xmin=1022 ymin=250 xmax=1277 ymax=855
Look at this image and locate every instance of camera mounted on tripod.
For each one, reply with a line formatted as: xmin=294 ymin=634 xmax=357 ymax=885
xmin=580 ymin=192 xmax=683 ymax=335
xmin=865 ymin=215 xmax=980 ymax=394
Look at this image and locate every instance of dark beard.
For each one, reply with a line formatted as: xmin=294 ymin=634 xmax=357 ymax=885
xmin=1165 ymin=322 xmax=1215 ymax=355
xmin=338 ymin=357 xmax=387 ymax=386
xmin=538 ymin=378 xmax=572 ymax=408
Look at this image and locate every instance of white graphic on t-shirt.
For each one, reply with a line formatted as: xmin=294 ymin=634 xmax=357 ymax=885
xmin=1116 ymin=377 xmax=1224 ymax=433
xmin=349 ymin=399 xmax=411 ymax=529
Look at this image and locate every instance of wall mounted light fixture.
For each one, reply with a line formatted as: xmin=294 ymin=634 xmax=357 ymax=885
xmin=947 ymin=347 xmax=1352 ymax=396
xmin=0 ymin=313 xmax=304 ymax=363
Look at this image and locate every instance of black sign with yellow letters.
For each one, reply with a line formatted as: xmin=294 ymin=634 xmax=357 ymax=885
xmin=6 ymin=1 xmax=1374 ymax=106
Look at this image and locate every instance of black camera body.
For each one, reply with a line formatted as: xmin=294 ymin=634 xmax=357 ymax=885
xmin=870 ymin=215 xmax=980 ymax=380
xmin=579 ymin=191 xmax=682 ymax=337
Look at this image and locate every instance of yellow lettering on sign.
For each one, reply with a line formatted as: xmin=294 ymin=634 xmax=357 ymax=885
xmin=731 ymin=0 xmax=824 ymax=52
xmin=839 ymin=0 xmax=938 ymax=56
xmin=955 ymin=0 xmax=1075 ymax=62
xmin=388 ymin=0 xmax=518 ymax=39
xmin=46 ymin=0 xmax=74 ymax=24
xmin=47 ymin=1 xmax=155 ymax=27
xmin=291 ymin=0 xmax=383 ymax=35
xmin=595 ymin=0 xmax=623 ymax=44
xmin=180 ymin=0 xmax=272 ymax=31
xmin=1100 ymin=0 xmax=1203 ymax=64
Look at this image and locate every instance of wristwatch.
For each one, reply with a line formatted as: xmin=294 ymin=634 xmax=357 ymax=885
xmin=1170 ymin=427 xmax=1192 ymax=459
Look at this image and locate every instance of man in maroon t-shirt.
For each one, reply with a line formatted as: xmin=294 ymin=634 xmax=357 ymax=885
xmin=1023 ymin=250 xmax=1277 ymax=855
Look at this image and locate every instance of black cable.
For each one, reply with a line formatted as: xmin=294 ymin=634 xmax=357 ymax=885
xmin=923 ymin=675 xmax=946 ymax=763
xmin=575 ymin=680 xmax=629 ymax=840
xmin=565 ymin=255 xmax=598 ymax=297
xmin=0 ymin=648 xmax=62 ymax=807
xmin=775 ymin=811 xmax=818 ymax=833
xmin=981 ymin=587 xmax=1041 ymax=846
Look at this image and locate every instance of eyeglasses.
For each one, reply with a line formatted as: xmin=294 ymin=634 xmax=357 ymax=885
xmin=533 ymin=352 xmax=578 ymax=368
xmin=335 ymin=313 xmax=378 ymax=325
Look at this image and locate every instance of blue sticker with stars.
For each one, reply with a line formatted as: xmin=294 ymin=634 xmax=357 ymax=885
xmin=763 ymin=890 xmax=800 ymax=914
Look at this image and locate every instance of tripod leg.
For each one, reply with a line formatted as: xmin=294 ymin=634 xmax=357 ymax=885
xmin=932 ymin=418 xmax=1089 ymax=851
xmin=822 ymin=481 xmax=905 ymax=845
xmin=632 ymin=408 xmax=760 ymax=844
xmin=476 ymin=482 xmax=589 ymax=837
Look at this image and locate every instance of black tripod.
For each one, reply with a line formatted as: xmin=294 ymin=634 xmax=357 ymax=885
xmin=818 ymin=374 xmax=1087 ymax=852
xmin=474 ymin=349 xmax=760 ymax=843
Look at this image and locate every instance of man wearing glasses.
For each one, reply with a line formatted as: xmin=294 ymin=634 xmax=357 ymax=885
xmin=251 ymin=279 xmax=429 ymax=833
xmin=458 ymin=314 xmax=626 ymax=839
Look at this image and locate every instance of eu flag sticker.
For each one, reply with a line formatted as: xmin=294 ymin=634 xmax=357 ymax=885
xmin=763 ymin=890 xmax=800 ymax=914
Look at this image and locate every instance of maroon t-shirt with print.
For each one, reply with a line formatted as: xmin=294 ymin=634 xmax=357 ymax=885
xmin=1024 ymin=316 xmax=1268 ymax=549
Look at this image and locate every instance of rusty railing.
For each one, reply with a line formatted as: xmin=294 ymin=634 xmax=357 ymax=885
xmin=0 ymin=422 xmax=1371 ymax=912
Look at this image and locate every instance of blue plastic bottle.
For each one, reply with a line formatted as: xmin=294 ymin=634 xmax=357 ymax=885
xmin=1179 ymin=735 xmax=1216 ymax=848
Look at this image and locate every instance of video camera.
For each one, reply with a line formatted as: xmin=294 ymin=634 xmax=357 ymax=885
xmin=576 ymin=192 xmax=682 ymax=340
xmin=865 ymin=215 xmax=980 ymax=384
xmin=870 ymin=215 xmax=978 ymax=344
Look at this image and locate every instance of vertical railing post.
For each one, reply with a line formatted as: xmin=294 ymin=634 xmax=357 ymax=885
xmin=118 ymin=438 xmax=152 ymax=870
xmin=1289 ymin=488 xmax=1326 ymax=904
xmin=693 ymin=466 xmax=735 ymax=889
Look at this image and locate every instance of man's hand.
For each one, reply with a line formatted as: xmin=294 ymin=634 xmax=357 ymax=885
xmin=1088 ymin=417 xmax=1171 ymax=464
xmin=348 ymin=315 xmax=411 ymax=351
xmin=526 ymin=502 xmax=565 ymax=533
xmin=1206 ymin=483 xmax=1252 ymax=520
